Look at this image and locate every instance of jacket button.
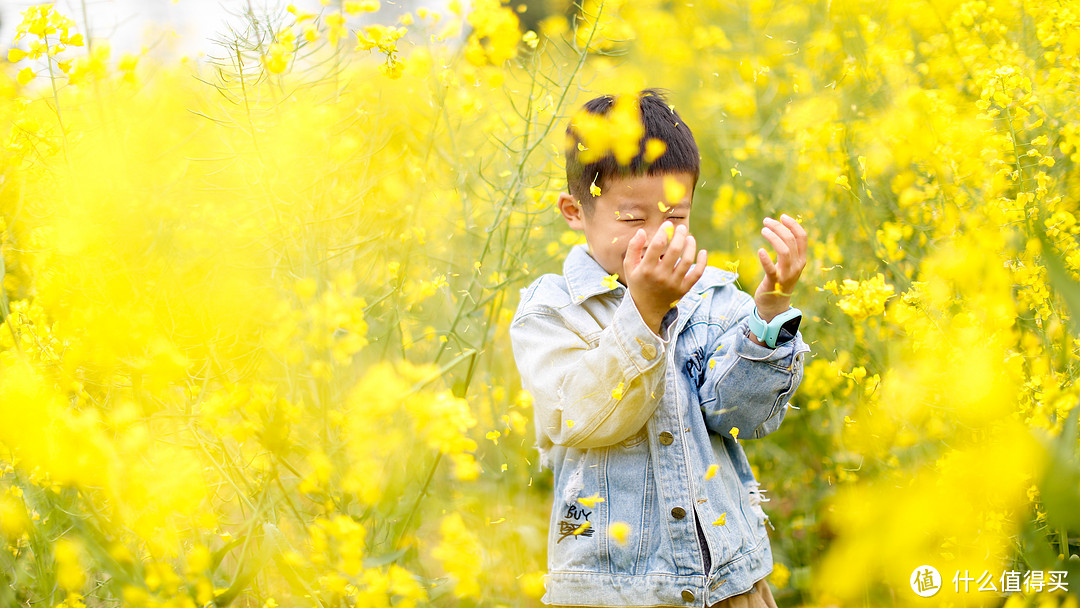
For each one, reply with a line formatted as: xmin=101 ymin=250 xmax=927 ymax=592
xmin=671 ymin=507 xmax=686 ymax=519
xmin=659 ymin=431 xmax=674 ymax=445
xmin=682 ymin=589 xmax=695 ymax=602
xmin=641 ymin=343 xmax=657 ymax=360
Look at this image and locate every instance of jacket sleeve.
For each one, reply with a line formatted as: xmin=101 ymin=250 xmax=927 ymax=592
xmin=698 ymin=293 xmax=810 ymax=440
xmin=510 ymin=292 xmax=676 ymax=449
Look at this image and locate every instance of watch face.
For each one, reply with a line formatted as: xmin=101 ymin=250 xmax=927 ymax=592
xmin=777 ymin=315 xmax=802 ymax=345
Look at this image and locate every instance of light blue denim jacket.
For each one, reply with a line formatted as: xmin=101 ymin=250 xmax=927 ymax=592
xmin=510 ymin=244 xmax=810 ymax=607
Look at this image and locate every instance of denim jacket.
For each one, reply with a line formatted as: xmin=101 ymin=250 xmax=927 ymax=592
xmin=509 ymin=244 xmax=810 ymax=607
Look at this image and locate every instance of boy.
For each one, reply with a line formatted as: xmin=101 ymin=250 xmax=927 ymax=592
xmin=509 ymin=89 xmax=810 ymax=607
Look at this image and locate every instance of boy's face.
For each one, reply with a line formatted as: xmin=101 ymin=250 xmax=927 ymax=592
xmin=558 ymin=172 xmax=695 ymax=283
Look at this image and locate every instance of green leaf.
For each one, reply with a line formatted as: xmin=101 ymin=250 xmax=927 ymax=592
xmin=1036 ymin=227 xmax=1080 ymax=335
xmin=361 ymin=547 xmax=408 ymax=569
xmin=1039 ymin=403 xmax=1080 ymax=532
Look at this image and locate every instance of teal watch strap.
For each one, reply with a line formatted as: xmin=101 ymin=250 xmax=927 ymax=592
xmin=748 ymin=306 xmax=802 ymax=348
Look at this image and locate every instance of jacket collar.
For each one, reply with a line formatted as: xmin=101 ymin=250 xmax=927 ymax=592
xmin=563 ymin=243 xmax=739 ymax=303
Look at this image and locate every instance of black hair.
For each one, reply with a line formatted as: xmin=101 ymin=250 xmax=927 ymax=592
xmin=564 ymin=88 xmax=700 ymax=215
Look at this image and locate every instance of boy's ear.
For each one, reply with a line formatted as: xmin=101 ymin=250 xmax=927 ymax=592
xmin=557 ymin=192 xmax=586 ymax=230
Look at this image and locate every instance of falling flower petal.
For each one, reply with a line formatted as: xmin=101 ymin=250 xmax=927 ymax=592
xmin=609 ymin=522 xmax=630 ymax=545
xmin=578 ymin=493 xmax=605 ymax=508
xmin=611 ymin=382 xmax=625 ymax=400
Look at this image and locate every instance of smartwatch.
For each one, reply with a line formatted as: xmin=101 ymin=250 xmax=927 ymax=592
xmin=747 ymin=306 xmax=802 ymax=348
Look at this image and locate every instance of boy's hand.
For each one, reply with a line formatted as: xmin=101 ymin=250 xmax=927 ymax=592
xmin=624 ymin=221 xmax=708 ymax=336
xmin=754 ymin=213 xmax=807 ymax=321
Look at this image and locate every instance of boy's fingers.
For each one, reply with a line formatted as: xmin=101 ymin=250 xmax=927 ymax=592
xmin=664 ymin=224 xmax=687 ymax=270
xmin=673 ymin=234 xmax=697 ymax=276
xmin=780 ymin=214 xmax=808 ymax=258
xmin=760 ymin=226 xmax=790 ymax=261
xmin=760 ymin=226 xmax=794 ymax=276
xmin=642 ymin=221 xmax=672 ymax=265
xmin=763 ymin=218 xmax=797 ymax=256
xmin=681 ymin=248 xmax=708 ymax=291
xmin=763 ymin=222 xmax=797 ymax=271
xmin=758 ymin=247 xmax=777 ymax=281
xmin=624 ymin=228 xmax=646 ymax=273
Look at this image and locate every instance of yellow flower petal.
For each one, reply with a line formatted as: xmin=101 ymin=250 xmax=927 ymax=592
xmin=578 ymin=493 xmax=605 ymax=508
xmin=704 ymin=464 xmax=719 ymax=480
xmin=609 ymin=521 xmax=630 ymax=545
xmin=713 ymin=513 xmax=727 ymax=526
xmin=16 ymin=67 xmax=34 ymax=85
xmin=663 ymin=175 xmax=686 ymax=203
xmin=611 ymin=382 xmax=625 ymax=400
xmin=644 ymin=138 xmax=667 ymax=162
xmin=730 ymin=426 xmax=739 ymax=441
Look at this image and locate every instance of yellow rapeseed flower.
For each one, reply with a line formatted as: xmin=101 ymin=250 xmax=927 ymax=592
xmin=432 ymin=513 xmax=482 ymax=597
xmin=821 ymin=274 xmax=895 ymax=320
xmin=54 ymin=537 xmax=86 ymax=592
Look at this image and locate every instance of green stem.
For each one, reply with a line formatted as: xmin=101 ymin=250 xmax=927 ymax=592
xmin=392 ymin=451 xmax=443 ymax=550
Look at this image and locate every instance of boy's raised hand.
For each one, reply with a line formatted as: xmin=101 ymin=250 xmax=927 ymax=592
xmin=624 ymin=221 xmax=708 ymax=336
xmin=754 ymin=213 xmax=807 ymax=321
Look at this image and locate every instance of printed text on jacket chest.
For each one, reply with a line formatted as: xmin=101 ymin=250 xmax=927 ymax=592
xmin=557 ymin=504 xmax=594 ymax=543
